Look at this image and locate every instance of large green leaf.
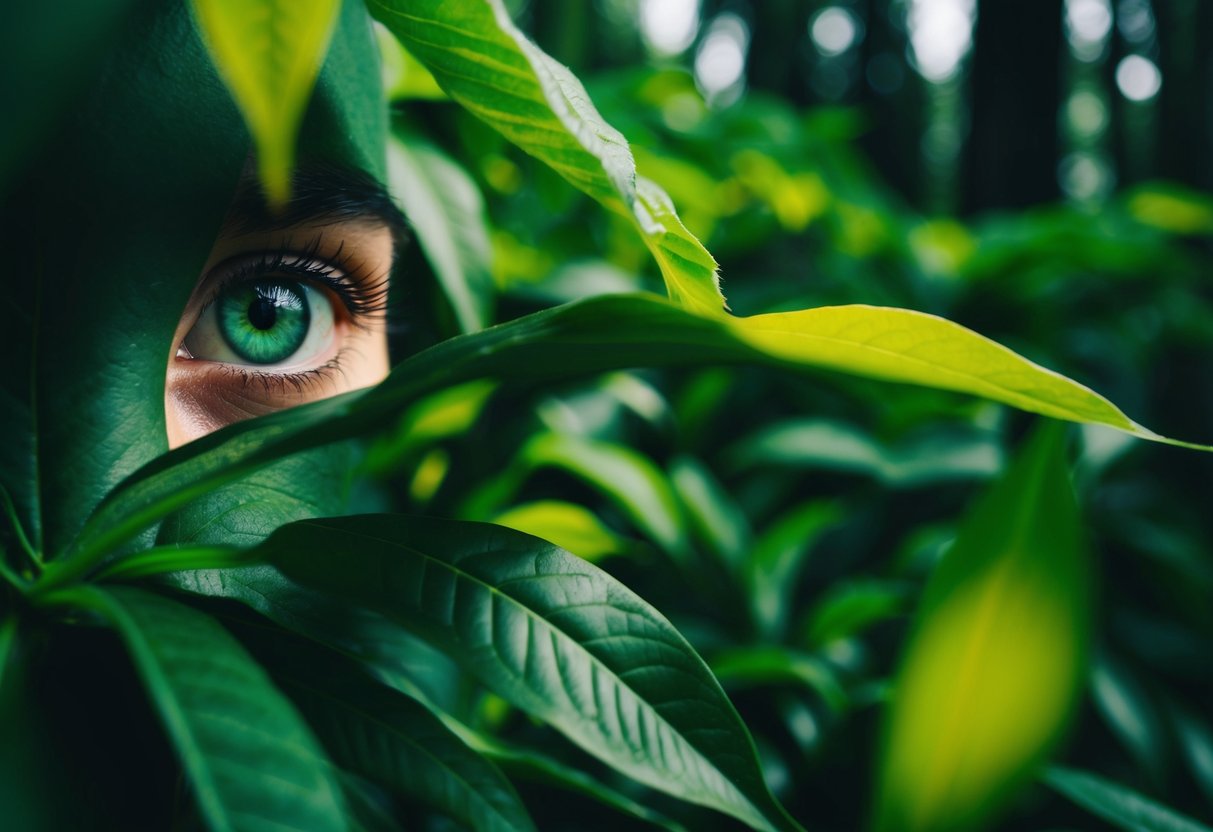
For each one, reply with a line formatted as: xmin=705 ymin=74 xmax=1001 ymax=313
xmin=367 ymin=0 xmax=725 ymax=315
xmin=234 ymin=625 xmax=535 ymax=832
xmin=874 ymin=423 xmax=1092 ymax=832
xmin=59 ymin=586 xmax=349 ymax=832
xmin=50 ymin=294 xmax=1207 ymax=585
xmin=388 ymin=127 xmax=495 ymax=332
xmin=258 ymin=514 xmax=802 ymax=832
xmin=190 ymin=0 xmax=342 ymax=204
xmin=1043 ymin=766 xmax=1213 ymax=832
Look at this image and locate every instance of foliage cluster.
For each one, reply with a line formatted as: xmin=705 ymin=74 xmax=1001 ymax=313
xmin=2 ymin=1 xmax=1213 ymax=831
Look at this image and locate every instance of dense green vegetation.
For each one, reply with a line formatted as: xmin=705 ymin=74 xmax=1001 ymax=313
xmin=3 ymin=1 xmax=1212 ymax=830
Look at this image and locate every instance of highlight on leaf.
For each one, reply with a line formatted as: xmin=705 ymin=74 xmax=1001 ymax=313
xmin=190 ymin=0 xmax=342 ymax=205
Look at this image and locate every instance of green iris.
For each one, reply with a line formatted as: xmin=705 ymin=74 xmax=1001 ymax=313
xmin=217 ymin=280 xmax=310 ymax=364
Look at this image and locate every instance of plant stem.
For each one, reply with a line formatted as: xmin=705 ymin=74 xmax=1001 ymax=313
xmin=30 ymin=544 xmax=253 ymax=600
xmin=0 ymin=485 xmax=40 ymax=569
xmin=94 ymin=545 xmax=252 ymax=582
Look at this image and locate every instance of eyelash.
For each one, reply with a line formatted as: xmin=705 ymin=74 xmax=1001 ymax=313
xmin=205 ymin=238 xmax=391 ymax=324
xmin=187 ymin=237 xmax=390 ymax=388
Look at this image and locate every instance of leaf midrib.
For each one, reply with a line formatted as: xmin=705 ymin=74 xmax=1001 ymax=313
xmin=291 ymin=522 xmax=769 ymax=825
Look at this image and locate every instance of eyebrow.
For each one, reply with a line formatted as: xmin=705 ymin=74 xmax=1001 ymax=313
xmin=225 ymin=163 xmax=409 ymax=244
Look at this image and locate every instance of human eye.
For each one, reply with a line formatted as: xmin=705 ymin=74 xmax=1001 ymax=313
xmin=166 ymin=230 xmax=394 ymax=447
xmin=181 ymin=248 xmax=377 ymax=371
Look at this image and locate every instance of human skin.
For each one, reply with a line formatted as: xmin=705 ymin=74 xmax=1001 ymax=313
xmin=0 ymin=0 xmax=394 ymax=553
xmin=165 ymin=201 xmax=396 ymax=448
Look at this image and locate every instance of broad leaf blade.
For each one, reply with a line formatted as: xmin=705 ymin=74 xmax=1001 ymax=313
xmin=191 ymin=0 xmax=342 ymax=204
xmin=1043 ymin=766 xmax=1213 ymax=832
xmin=62 ymin=295 xmax=1207 ymax=573
xmin=875 ymin=423 xmax=1092 ymax=832
xmin=70 ymin=586 xmax=349 ymax=832
xmin=368 ymin=0 xmax=725 ymax=314
xmin=259 ymin=514 xmax=802 ymax=832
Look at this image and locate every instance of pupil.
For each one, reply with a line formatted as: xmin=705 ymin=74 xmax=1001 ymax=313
xmin=247 ymin=296 xmax=278 ymax=330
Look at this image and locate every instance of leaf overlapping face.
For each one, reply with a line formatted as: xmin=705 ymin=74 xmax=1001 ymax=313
xmin=190 ymin=0 xmax=342 ymax=204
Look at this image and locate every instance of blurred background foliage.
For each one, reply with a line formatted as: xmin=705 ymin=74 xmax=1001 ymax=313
xmin=368 ymin=1 xmax=1213 ymax=828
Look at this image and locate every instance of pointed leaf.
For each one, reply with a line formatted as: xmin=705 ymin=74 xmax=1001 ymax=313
xmin=258 ymin=514 xmax=802 ymax=832
xmin=63 ymin=586 xmax=349 ymax=832
xmin=367 ymin=0 xmax=725 ymax=314
xmin=191 ymin=0 xmax=342 ymax=204
xmin=58 ymin=295 xmax=1207 ymax=577
xmin=388 ymin=129 xmax=494 ymax=332
xmin=1043 ymin=766 xmax=1213 ymax=832
xmin=875 ymin=423 xmax=1092 ymax=832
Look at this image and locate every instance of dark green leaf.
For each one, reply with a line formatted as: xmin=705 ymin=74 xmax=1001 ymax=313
xmin=260 ymin=514 xmax=802 ymax=832
xmin=62 ymin=586 xmax=349 ymax=832
xmin=58 ymin=294 xmax=1204 ymax=581
xmin=1043 ymin=766 xmax=1213 ymax=832
xmin=242 ymin=630 xmax=535 ymax=832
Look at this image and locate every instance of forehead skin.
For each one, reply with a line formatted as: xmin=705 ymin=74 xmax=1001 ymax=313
xmin=0 ymin=2 xmax=389 ymax=554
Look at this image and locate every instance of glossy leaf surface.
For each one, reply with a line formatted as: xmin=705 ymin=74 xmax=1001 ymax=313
xmin=368 ymin=0 xmax=725 ymax=314
xmin=259 ymin=514 xmax=802 ymax=832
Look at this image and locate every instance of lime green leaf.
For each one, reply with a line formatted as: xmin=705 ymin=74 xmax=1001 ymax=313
xmin=374 ymin=22 xmax=445 ymax=101
xmin=367 ymin=0 xmax=725 ymax=314
xmin=1126 ymin=184 xmax=1213 ymax=235
xmin=732 ymin=306 xmax=1133 ymax=430
xmin=261 ymin=514 xmax=803 ymax=832
xmin=190 ymin=0 xmax=341 ymax=205
xmin=388 ymin=128 xmax=494 ymax=332
xmin=65 ymin=586 xmax=349 ymax=832
xmin=875 ymin=423 xmax=1092 ymax=832
xmin=1043 ymin=766 xmax=1213 ymax=832
xmin=57 ymin=295 xmax=1207 ymax=577
xmin=492 ymin=500 xmax=627 ymax=561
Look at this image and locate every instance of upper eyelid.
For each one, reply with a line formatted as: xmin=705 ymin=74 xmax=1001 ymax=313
xmin=193 ymin=244 xmax=390 ymax=322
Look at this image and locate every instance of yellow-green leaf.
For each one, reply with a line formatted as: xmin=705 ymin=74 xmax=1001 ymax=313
xmin=367 ymin=0 xmax=727 ymax=315
xmin=492 ymin=500 xmax=626 ymax=562
xmin=190 ymin=0 xmax=341 ymax=205
xmin=733 ymin=305 xmax=1151 ymax=439
xmin=875 ymin=423 xmax=1092 ymax=832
